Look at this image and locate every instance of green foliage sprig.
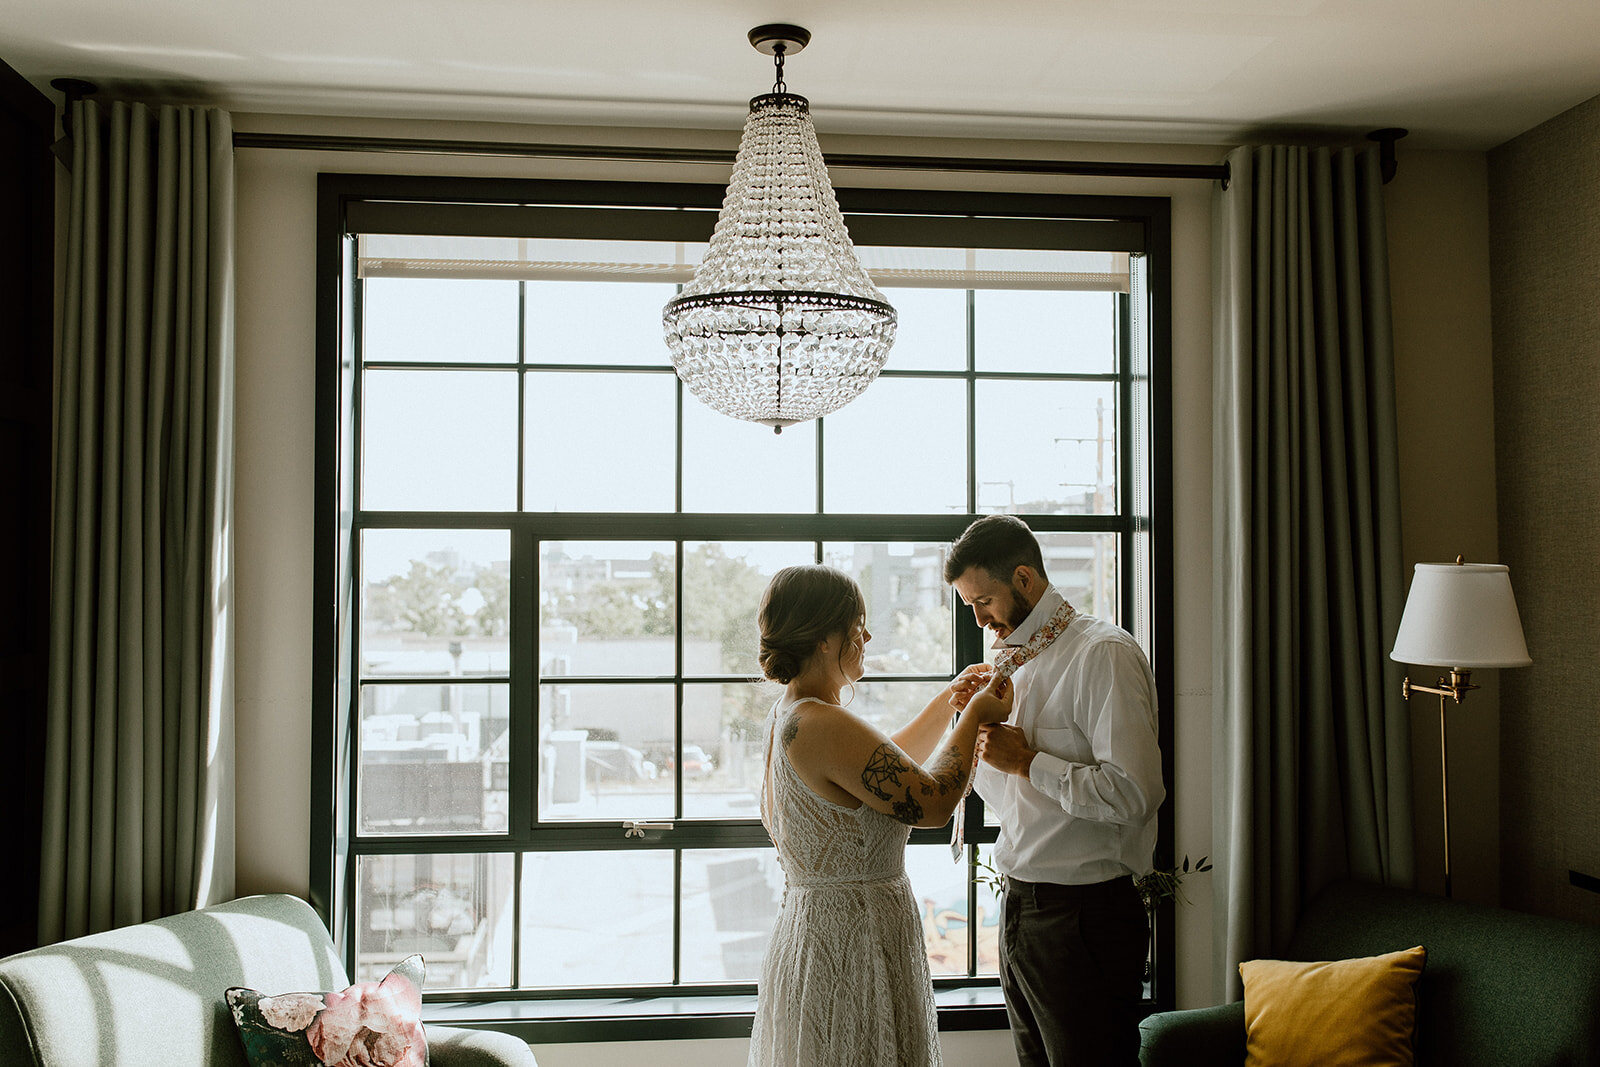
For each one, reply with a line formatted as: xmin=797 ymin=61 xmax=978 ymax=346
xmin=972 ymin=852 xmax=1212 ymax=913
xmin=1135 ymin=855 xmax=1212 ymax=911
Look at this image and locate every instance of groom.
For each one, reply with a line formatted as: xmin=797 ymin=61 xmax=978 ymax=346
xmin=946 ymin=515 xmax=1164 ymax=1067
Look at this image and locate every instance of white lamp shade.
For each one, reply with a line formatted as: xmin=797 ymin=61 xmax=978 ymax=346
xmin=1390 ymin=562 xmax=1532 ymax=668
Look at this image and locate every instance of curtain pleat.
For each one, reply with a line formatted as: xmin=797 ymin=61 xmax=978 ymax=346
xmin=1213 ymin=144 xmax=1414 ymax=1000
xmin=41 ymin=99 xmax=235 ymax=943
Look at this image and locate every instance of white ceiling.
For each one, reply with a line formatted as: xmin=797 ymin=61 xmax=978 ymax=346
xmin=5 ymin=0 xmax=1600 ymax=151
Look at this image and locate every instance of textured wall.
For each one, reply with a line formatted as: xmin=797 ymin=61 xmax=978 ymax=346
xmin=1487 ymin=93 xmax=1600 ymax=924
xmin=1386 ymin=150 xmax=1501 ymax=905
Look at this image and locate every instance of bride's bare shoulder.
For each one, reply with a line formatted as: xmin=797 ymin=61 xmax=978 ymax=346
xmin=778 ymin=698 xmax=850 ymax=748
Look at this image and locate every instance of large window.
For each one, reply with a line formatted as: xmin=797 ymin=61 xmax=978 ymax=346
xmin=315 ymin=177 xmax=1173 ymax=1036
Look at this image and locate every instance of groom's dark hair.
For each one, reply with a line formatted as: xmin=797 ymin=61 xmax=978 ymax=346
xmin=943 ymin=514 xmax=1047 ymax=585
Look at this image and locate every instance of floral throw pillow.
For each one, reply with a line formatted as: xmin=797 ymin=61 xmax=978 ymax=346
xmin=226 ymin=954 xmax=428 ymax=1067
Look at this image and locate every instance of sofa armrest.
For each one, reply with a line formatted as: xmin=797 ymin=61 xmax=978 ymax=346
xmin=1139 ymin=1000 xmax=1245 ymax=1067
xmin=428 ymin=1024 xmax=539 ymax=1067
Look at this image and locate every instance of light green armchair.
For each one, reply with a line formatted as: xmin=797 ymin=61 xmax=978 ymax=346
xmin=0 ymin=894 xmax=536 ymax=1067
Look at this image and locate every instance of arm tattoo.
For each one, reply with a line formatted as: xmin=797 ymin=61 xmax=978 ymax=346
xmin=891 ymin=788 xmax=925 ymax=825
xmin=918 ymin=744 xmax=970 ymax=798
xmin=861 ymin=743 xmax=912 ymax=802
xmin=780 ymin=712 xmax=801 ymax=749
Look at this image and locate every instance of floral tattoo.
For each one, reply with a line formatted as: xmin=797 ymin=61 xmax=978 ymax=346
xmin=891 ymin=789 xmax=925 ymax=825
xmin=919 ymin=745 xmax=969 ymax=798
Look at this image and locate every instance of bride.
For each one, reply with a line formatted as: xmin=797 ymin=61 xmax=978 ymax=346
xmin=747 ymin=564 xmax=1011 ymax=1067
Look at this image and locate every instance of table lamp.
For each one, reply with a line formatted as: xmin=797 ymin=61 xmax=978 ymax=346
xmin=1390 ymin=556 xmax=1531 ymax=897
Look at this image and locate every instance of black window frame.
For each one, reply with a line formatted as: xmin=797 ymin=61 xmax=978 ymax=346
xmin=312 ymin=173 xmax=1176 ymax=1041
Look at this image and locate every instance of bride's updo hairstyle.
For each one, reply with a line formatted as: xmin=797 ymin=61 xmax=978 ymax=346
xmin=758 ymin=565 xmax=866 ymax=684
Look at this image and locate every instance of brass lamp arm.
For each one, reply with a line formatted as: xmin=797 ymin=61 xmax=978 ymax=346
xmin=1401 ymin=668 xmax=1478 ymax=704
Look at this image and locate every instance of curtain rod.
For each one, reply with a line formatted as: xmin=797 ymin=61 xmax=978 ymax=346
xmin=231 ymin=131 xmax=1231 ymax=185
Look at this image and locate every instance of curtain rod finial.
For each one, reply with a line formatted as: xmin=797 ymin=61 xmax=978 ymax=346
xmin=49 ymin=79 xmax=98 ymax=170
xmin=1366 ymin=127 xmax=1408 ymax=184
xmin=50 ymin=78 xmax=98 ymax=101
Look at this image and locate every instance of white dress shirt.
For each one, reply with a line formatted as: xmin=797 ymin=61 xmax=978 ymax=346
xmin=973 ymin=585 xmax=1165 ymax=885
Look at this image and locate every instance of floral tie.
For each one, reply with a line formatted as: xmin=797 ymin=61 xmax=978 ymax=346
xmin=951 ymin=598 xmax=1078 ymax=860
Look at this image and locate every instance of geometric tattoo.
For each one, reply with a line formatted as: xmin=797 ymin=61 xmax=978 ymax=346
xmin=861 ymin=743 xmax=911 ymax=801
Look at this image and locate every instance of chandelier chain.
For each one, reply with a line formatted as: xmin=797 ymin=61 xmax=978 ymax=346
xmin=772 ymin=45 xmax=787 ymax=94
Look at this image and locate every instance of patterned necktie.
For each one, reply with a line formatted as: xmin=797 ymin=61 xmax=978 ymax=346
xmin=951 ymin=597 xmax=1078 ymax=860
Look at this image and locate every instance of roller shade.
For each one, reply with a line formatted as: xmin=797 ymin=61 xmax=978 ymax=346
xmin=358 ymin=234 xmax=1131 ymax=292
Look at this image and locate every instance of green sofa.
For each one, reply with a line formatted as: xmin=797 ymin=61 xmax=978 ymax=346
xmin=1139 ymin=879 xmax=1600 ymax=1066
xmin=0 ymin=893 xmax=536 ymax=1067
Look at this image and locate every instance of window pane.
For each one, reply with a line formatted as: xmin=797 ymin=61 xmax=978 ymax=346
xmin=362 ymin=278 xmax=519 ymax=364
xmin=683 ymin=542 xmax=814 ymax=679
xmin=849 ymin=679 xmax=953 ymax=741
xmin=973 ymin=289 xmax=1116 ymax=374
xmin=1041 ymin=531 xmax=1120 ymax=623
xmin=526 ymin=281 xmax=675 ymax=367
xmin=682 ymin=683 xmax=767 ymax=821
xmin=362 ymin=369 xmax=518 ymax=511
xmin=682 ymin=402 xmax=817 ymax=513
xmin=880 ymin=287 xmax=967 ymax=372
xmin=361 ymin=529 xmax=510 ymax=678
xmin=356 ymin=853 xmax=514 ymax=988
xmin=539 ymin=683 xmax=674 ymax=821
xmin=524 ymin=371 xmax=676 ymax=511
xmin=521 ymin=851 xmax=674 ymax=987
xmin=907 ymin=843 xmax=975 ymax=976
xmin=358 ymin=684 xmax=509 ymax=834
xmin=975 ymin=380 xmax=1118 ymax=514
xmin=540 ymin=541 xmax=674 ymax=676
xmin=823 ymin=542 xmax=954 ymax=676
xmin=973 ymin=842 xmax=1004 ymax=975
xmin=823 ymin=378 xmax=967 ymax=514
xmin=681 ymin=849 xmax=782 ymax=983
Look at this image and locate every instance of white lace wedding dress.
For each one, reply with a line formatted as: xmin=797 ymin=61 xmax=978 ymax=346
xmin=747 ymin=697 xmax=942 ymax=1067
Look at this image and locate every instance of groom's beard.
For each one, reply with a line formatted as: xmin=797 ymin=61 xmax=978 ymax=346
xmin=1005 ymin=595 xmax=1030 ymax=632
xmin=992 ymin=584 xmax=1031 ymax=637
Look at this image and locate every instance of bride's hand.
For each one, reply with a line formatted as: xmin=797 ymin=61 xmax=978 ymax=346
xmin=966 ymin=676 xmax=1013 ymax=725
xmin=948 ymin=663 xmax=993 ymax=711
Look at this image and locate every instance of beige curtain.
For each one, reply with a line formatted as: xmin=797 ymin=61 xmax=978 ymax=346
xmin=42 ymin=99 xmax=236 ymax=941
xmin=1212 ymin=144 xmax=1415 ymax=1000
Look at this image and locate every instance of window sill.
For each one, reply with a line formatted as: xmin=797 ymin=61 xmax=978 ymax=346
xmin=425 ymin=985 xmax=1011 ymax=1044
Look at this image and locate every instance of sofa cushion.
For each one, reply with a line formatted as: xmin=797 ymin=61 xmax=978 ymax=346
xmin=227 ymin=954 xmax=428 ymax=1067
xmin=1240 ymin=945 xmax=1426 ymax=1066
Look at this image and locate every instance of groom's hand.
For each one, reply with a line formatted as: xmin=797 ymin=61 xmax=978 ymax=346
xmin=977 ymin=723 xmax=1036 ymax=777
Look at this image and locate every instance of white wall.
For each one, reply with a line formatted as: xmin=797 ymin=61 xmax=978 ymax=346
xmin=230 ymin=110 xmax=1495 ymax=1059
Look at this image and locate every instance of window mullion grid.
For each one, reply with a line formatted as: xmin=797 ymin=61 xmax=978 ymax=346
xmin=673 ymin=532 xmax=686 ymax=986
xmin=1117 ymin=290 xmax=1136 ymax=629
xmin=965 ymin=288 xmax=977 ymax=516
xmin=673 ymin=850 xmax=684 ymax=988
xmin=330 ymin=192 xmax=1163 ymax=1011
xmin=674 ymin=363 xmax=686 ymax=982
xmin=517 ymin=281 xmax=527 ymax=513
xmin=343 ymin=272 xmax=368 ymax=982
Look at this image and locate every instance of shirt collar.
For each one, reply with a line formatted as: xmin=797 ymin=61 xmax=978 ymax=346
xmin=990 ymin=584 xmax=1066 ymax=650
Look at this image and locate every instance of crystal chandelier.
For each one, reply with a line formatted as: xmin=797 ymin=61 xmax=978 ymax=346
xmin=663 ymin=25 xmax=896 ymax=432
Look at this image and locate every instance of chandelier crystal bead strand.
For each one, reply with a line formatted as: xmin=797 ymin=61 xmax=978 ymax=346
xmin=662 ymin=25 xmax=896 ymax=431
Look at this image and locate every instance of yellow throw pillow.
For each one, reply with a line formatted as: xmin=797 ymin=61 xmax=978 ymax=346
xmin=1240 ymin=945 xmax=1426 ymax=1067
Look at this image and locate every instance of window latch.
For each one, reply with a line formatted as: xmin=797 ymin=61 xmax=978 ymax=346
xmin=623 ymin=820 xmax=674 ymax=838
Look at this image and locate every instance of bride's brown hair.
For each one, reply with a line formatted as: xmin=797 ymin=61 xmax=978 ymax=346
xmin=757 ymin=565 xmax=866 ymax=684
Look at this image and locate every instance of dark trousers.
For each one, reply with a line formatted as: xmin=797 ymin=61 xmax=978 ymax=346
xmin=999 ymin=875 xmax=1149 ymax=1067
